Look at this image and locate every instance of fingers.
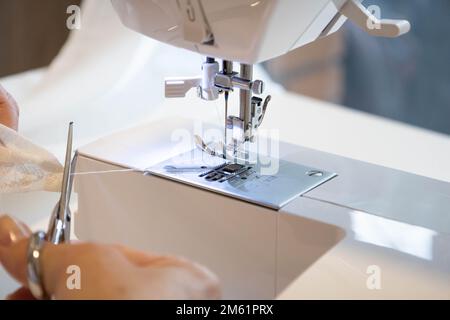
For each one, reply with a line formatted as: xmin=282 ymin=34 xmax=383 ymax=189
xmin=0 ymin=234 xmax=98 ymax=299
xmin=0 ymin=224 xmax=127 ymax=299
xmin=0 ymin=215 xmax=33 ymax=286
xmin=42 ymin=243 xmax=140 ymax=299
xmin=113 ymin=244 xmax=221 ymax=299
xmin=113 ymin=244 xmax=207 ymax=271
xmin=0 ymin=215 xmax=31 ymax=246
xmin=112 ymin=244 xmax=163 ymax=267
xmin=0 ymin=237 xmax=29 ymax=285
xmin=0 ymin=214 xmax=221 ymax=299
xmin=0 ymin=84 xmax=19 ymax=130
xmin=0 ymin=232 xmax=72 ymax=297
xmin=0 ymin=214 xmax=60 ymax=290
xmin=114 ymin=244 xmax=217 ymax=282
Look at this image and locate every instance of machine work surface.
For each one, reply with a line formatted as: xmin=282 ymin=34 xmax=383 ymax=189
xmin=146 ymin=148 xmax=337 ymax=210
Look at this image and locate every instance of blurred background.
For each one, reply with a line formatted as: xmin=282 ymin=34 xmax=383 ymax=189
xmin=0 ymin=0 xmax=449 ymax=135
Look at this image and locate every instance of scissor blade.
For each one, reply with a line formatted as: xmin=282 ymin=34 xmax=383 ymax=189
xmin=58 ymin=122 xmax=73 ymax=220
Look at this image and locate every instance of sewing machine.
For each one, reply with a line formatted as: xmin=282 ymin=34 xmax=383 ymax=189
xmin=73 ymin=0 xmax=450 ymax=299
xmin=112 ymin=0 xmax=409 ymax=149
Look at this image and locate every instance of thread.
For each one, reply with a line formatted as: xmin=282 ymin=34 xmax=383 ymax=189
xmin=70 ymin=168 xmax=141 ymax=176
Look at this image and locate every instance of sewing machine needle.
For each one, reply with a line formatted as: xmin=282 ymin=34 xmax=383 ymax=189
xmin=224 ymin=91 xmax=229 ymax=158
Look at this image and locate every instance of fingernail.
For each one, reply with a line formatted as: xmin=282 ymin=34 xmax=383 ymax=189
xmin=0 ymin=216 xmax=29 ymax=246
xmin=0 ymin=228 xmax=24 ymax=247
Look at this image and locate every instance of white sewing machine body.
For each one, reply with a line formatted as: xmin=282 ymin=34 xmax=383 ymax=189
xmin=74 ymin=116 xmax=450 ymax=299
xmin=72 ymin=0 xmax=448 ymax=299
xmin=111 ymin=0 xmax=409 ymax=64
xmin=111 ymin=0 xmax=349 ymax=64
xmin=111 ymin=0 xmax=411 ymax=147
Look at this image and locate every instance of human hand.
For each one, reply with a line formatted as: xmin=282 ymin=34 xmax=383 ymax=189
xmin=0 ymin=85 xmax=19 ymax=131
xmin=0 ymin=215 xmax=221 ymax=300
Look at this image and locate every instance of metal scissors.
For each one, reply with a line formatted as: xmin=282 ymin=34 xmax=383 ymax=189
xmin=27 ymin=123 xmax=75 ymax=299
xmin=46 ymin=122 xmax=75 ymax=244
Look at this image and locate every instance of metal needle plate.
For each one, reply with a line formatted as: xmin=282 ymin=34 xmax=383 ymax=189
xmin=146 ymin=149 xmax=337 ymax=210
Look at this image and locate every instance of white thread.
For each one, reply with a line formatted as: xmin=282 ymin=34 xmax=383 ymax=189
xmin=71 ymin=168 xmax=141 ymax=176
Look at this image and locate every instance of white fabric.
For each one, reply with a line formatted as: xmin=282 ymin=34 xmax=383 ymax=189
xmin=17 ymin=0 xmax=197 ymax=156
xmin=0 ymin=124 xmax=62 ymax=193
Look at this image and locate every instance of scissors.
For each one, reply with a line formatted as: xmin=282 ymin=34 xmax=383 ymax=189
xmin=46 ymin=122 xmax=75 ymax=244
xmin=27 ymin=123 xmax=75 ymax=299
